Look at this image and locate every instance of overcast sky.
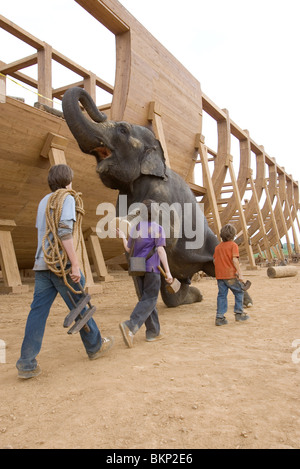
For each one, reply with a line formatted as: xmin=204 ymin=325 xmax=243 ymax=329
xmin=1 ymin=0 xmax=300 ymax=187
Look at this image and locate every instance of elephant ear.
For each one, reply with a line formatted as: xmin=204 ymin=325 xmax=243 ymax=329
xmin=140 ymin=142 xmax=167 ymax=179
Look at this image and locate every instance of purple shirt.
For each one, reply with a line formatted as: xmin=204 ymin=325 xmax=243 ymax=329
xmin=127 ymin=221 xmax=166 ymax=273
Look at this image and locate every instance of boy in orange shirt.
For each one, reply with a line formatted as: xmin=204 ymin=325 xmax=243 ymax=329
xmin=213 ymin=224 xmax=250 ymax=326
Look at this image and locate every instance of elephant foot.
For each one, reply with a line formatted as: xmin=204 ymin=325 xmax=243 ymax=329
xmin=160 ymin=281 xmax=203 ymax=308
xmin=181 ymin=285 xmax=203 ymax=305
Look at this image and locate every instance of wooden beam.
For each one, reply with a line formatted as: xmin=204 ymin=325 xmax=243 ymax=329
xmin=248 ymin=173 xmax=272 ymax=261
xmin=40 ymin=132 xmax=69 ymax=165
xmin=0 ymin=219 xmax=29 ymax=294
xmin=0 ymin=54 xmax=38 ymax=75
xmin=52 ymin=49 xmax=91 ymax=78
xmin=84 ymin=227 xmax=114 ymax=282
xmin=84 ymin=73 xmax=97 ymax=103
xmin=1 ymin=65 xmax=38 ymax=89
xmin=227 ymin=156 xmax=256 ymax=269
xmin=264 ymin=181 xmax=285 ymax=261
xmin=0 ymin=14 xmax=44 ymax=49
xmin=276 ymin=188 xmax=293 ymax=257
xmin=37 ymin=44 xmax=52 ymax=105
xmin=0 ymin=73 xmax=5 ymax=103
xmin=75 ymin=0 xmax=130 ymax=35
xmin=197 ymin=136 xmax=222 ymax=238
xmin=285 ymin=197 xmax=300 ymax=254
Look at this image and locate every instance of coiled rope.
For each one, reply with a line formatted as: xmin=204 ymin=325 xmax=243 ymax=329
xmin=42 ymin=188 xmax=86 ymax=294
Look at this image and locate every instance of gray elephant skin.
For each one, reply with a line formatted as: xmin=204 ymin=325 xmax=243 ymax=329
xmin=62 ymin=87 xmax=251 ymax=308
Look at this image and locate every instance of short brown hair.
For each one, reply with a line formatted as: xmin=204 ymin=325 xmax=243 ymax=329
xmin=220 ymin=224 xmax=236 ymax=242
xmin=48 ymin=164 xmax=74 ymax=192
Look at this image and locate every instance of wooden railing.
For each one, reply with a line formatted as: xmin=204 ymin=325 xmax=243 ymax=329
xmin=0 ymin=15 xmax=113 ymax=106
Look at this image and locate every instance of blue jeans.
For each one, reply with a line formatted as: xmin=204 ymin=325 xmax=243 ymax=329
xmin=126 ymin=273 xmax=161 ymax=338
xmin=16 ymin=270 xmax=101 ymax=371
xmin=216 ymin=279 xmax=244 ymax=318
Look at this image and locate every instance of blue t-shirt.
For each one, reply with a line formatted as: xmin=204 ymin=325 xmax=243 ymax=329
xmin=127 ymin=221 xmax=166 ymax=273
xmin=33 ymin=193 xmax=76 ymax=270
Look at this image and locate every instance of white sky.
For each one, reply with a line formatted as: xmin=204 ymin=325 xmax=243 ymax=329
xmin=1 ymin=0 xmax=300 ymax=187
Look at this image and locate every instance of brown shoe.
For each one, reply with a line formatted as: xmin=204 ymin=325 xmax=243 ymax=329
xmin=18 ymin=365 xmax=42 ymax=379
xmin=119 ymin=322 xmax=134 ymax=348
xmin=88 ymin=336 xmax=114 ymax=360
xmin=146 ymin=334 xmax=164 ymax=342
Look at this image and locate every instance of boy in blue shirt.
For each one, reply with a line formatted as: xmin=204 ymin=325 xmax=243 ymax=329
xmin=16 ymin=164 xmax=113 ymax=379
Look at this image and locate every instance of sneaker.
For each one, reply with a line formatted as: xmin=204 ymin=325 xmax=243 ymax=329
xmin=146 ymin=334 xmax=164 ymax=342
xmin=215 ymin=317 xmax=228 ymax=326
xmin=119 ymin=322 xmax=134 ymax=348
xmin=88 ymin=336 xmax=114 ymax=360
xmin=18 ymin=365 xmax=42 ymax=380
xmin=235 ymin=313 xmax=250 ymax=322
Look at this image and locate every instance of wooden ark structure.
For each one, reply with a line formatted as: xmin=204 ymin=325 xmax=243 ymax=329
xmin=0 ymin=0 xmax=299 ymax=293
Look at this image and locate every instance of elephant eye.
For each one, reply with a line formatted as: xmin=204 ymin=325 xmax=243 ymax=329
xmin=118 ymin=125 xmax=129 ymax=136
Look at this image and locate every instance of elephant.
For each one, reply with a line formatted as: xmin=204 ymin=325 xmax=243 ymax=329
xmin=62 ymin=87 xmax=252 ymax=308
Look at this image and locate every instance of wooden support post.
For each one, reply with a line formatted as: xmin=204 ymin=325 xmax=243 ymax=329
xmin=84 ymin=73 xmax=97 ymax=103
xmin=78 ymin=236 xmax=103 ymax=294
xmin=0 ymin=220 xmax=29 ymax=294
xmin=264 ymin=181 xmax=285 ymax=261
xmin=285 ymin=198 xmax=300 ymax=254
xmin=0 ymin=72 xmax=6 ymax=103
xmin=276 ymin=188 xmax=293 ymax=257
xmin=196 ymin=134 xmax=222 ymax=239
xmin=295 ymin=210 xmax=300 ymax=233
xmin=148 ymin=101 xmax=171 ymax=168
xmin=226 ymin=155 xmax=256 ymax=269
xmin=37 ymin=44 xmax=53 ymax=106
xmin=256 ymin=244 xmax=267 ymax=263
xmin=84 ymin=227 xmax=114 ymax=282
xmin=248 ymin=172 xmax=273 ymax=261
xmin=40 ymin=133 xmax=103 ymax=294
xmin=40 ymin=132 xmax=69 ymax=165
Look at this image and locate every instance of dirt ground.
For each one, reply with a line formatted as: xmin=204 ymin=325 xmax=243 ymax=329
xmin=1 ymin=264 xmax=300 ymax=450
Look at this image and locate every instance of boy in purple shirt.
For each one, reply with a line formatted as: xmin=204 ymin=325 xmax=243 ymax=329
xmin=117 ymin=200 xmax=173 ymax=348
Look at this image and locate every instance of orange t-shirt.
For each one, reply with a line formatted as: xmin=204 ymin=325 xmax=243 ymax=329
xmin=213 ymin=241 xmax=239 ymax=280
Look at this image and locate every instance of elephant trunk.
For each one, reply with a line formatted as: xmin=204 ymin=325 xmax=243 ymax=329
xmin=62 ymin=87 xmax=107 ymax=154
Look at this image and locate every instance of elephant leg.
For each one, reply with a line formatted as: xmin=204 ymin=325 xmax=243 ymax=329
xmin=160 ymin=277 xmax=203 ymax=308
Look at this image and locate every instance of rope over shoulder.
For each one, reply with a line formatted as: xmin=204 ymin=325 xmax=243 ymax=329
xmin=42 ymin=188 xmax=86 ymax=294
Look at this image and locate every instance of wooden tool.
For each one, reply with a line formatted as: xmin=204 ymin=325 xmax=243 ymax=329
xmin=158 ymin=266 xmax=181 ymax=294
xmin=64 ymin=284 xmax=96 ymax=334
xmin=240 ymin=280 xmax=251 ymax=291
